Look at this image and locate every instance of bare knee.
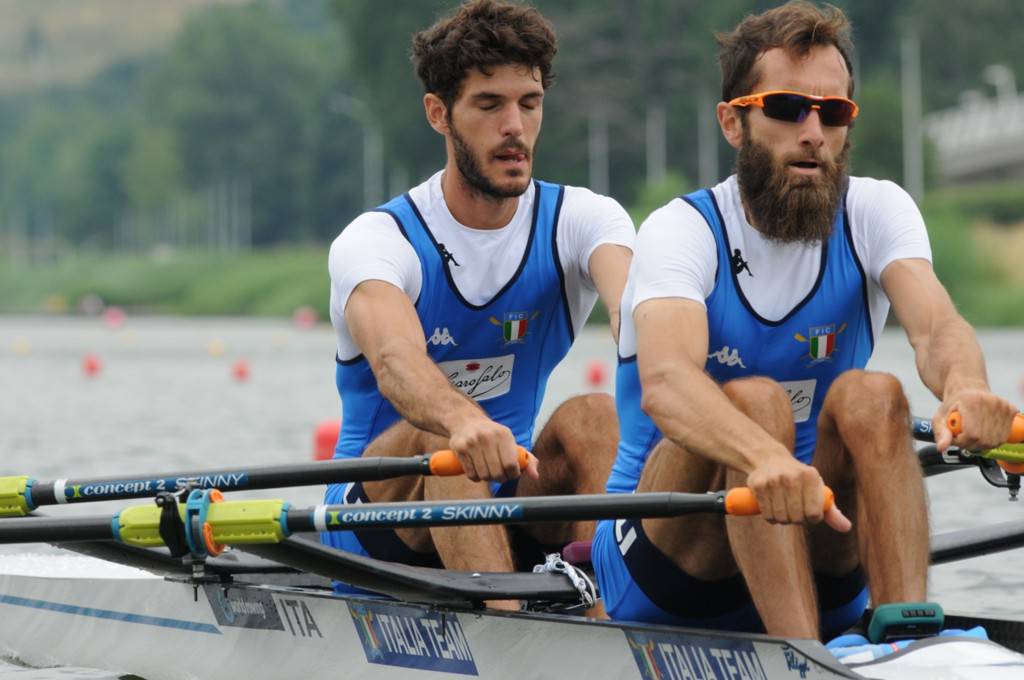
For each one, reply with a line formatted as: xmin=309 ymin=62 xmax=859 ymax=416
xmin=536 ymin=392 xmax=618 ymax=457
xmin=551 ymin=393 xmax=616 ymax=428
xmin=722 ymin=377 xmax=795 ymax=447
xmin=527 ymin=393 xmax=617 ymax=496
xmin=825 ymin=370 xmax=909 ymax=426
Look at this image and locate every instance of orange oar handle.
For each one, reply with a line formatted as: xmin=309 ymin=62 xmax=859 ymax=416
xmin=724 ymin=486 xmax=835 ymax=517
xmin=428 ymin=446 xmax=531 ymax=476
xmin=947 ymin=411 xmax=1024 ymax=443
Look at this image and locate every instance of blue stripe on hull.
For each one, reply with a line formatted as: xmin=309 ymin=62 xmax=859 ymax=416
xmin=0 ymin=593 xmax=221 ymax=634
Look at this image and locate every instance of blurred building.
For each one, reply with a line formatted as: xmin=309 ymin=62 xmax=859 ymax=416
xmin=925 ymin=65 xmax=1024 ymax=186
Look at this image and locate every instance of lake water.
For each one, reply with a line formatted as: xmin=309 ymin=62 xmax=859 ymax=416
xmin=1 ymin=316 xmax=1022 ymax=677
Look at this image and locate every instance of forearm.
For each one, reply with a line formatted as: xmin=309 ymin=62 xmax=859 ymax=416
xmin=642 ymin=362 xmax=791 ymax=474
xmin=372 ymin=339 xmax=481 ymax=436
xmin=912 ymin=313 xmax=989 ymax=400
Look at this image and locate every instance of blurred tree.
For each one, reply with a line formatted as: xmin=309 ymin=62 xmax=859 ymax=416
xmin=330 ymin=0 xmax=450 ymax=188
xmin=3 ymin=0 xmax=1024 ymax=252
xmin=152 ymin=4 xmax=328 ymax=244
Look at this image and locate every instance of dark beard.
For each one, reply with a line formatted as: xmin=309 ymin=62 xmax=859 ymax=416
xmin=736 ymin=128 xmax=849 ymax=245
xmin=449 ymin=118 xmax=530 ymax=200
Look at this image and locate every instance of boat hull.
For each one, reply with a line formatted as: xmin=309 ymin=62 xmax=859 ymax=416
xmin=1 ymin=555 xmax=1022 ymax=680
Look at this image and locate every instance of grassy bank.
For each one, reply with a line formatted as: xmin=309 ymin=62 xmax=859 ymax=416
xmin=0 ymin=248 xmax=331 ymax=319
xmin=2 ymin=181 xmax=1023 ymax=325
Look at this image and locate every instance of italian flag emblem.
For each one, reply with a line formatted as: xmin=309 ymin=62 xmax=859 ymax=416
xmin=809 ymin=324 xmax=836 ymax=360
xmin=794 ymin=322 xmax=847 ymax=363
xmin=503 ymin=311 xmax=529 ymax=343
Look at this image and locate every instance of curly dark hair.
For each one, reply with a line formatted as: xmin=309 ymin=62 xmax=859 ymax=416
xmin=411 ymin=0 xmax=557 ymax=111
xmin=717 ymin=1 xmax=855 ymax=103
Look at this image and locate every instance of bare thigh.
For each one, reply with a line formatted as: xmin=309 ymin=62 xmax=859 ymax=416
xmin=360 ymin=420 xmax=453 ymax=554
xmin=516 ymin=393 xmax=619 ymax=547
xmin=637 ymin=438 xmax=737 ymax=579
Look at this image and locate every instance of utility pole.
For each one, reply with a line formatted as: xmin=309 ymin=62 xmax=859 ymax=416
xmin=901 ymin=26 xmax=924 ymax=202
xmin=698 ymin=86 xmax=719 ymax=187
xmin=646 ymin=98 xmax=667 ymax=186
xmin=589 ymin=108 xmax=610 ymax=196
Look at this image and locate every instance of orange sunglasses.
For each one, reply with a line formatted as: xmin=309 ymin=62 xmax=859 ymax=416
xmin=728 ymin=90 xmax=859 ymax=127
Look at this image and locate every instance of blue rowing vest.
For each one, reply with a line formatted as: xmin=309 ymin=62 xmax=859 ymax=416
xmin=608 ymin=188 xmax=873 ymax=494
xmin=334 ymin=180 xmax=574 ymax=461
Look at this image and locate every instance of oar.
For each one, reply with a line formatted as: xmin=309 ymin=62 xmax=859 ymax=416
xmin=0 ymin=448 xmax=530 ymax=518
xmin=0 ymin=487 xmax=833 ymax=552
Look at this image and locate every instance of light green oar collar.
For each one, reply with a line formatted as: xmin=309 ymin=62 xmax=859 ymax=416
xmin=0 ymin=477 xmax=31 ymax=517
xmin=982 ymin=442 xmax=1024 ymax=464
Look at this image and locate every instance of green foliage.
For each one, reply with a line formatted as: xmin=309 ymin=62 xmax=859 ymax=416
xmin=0 ymin=1 xmax=361 ymax=250
xmin=0 ymin=0 xmax=1022 ymax=324
xmin=924 ymin=181 xmax=1024 ymax=226
xmin=628 ymin=173 xmax=690 ymax=226
xmin=848 ymin=72 xmax=903 ymax=182
xmin=329 ymin=0 xmax=450 ymax=182
xmin=920 ymin=183 xmax=1024 ymax=325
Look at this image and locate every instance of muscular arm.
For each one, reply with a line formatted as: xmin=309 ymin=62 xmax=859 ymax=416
xmin=883 ymin=258 xmax=1017 ymax=450
xmin=345 ymin=280 xmax=534 ymax=481
xmin=635 ymin=298 xmax=793 ymax=474
xmin=635 ymin=297 xmax=848 ymax=529
xmin=588 ymin=243 xmax=632 ymax=341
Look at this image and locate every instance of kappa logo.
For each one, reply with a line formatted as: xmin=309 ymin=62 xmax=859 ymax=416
xmin=707 ymin=345 xmax=746 ymax=368
xmin=488 ymin=311 xmax=540 ymax=345
xmin=615 ymin=518 xmax=637 ymax=556
xmin=427 ymin=327 xmax=458 ymax=347
xmin=795 ymin=322 xmax=847 ymax=365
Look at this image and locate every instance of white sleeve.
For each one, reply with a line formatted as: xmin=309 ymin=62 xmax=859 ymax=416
xmin=557 ymin=186 xmax=636 ymax=286
xmin=328 ymin=212 xmax=421 ymax=358
xmin=847 ymin=178 xmax=932 ymax=283
xmin=630 ymin=198 xmax=717 ymax=314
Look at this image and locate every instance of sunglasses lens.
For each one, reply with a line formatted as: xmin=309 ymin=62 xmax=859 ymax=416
xmin=819 ymin=99 xmax=856 ymax=126
xmin=761 ymin=94 xmax=811 ymax=123
xmin=760 ymin=94 xmax=856 ymax=126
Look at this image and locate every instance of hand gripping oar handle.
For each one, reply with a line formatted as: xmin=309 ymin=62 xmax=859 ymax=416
xmin=427 ymin=446 xmax=531 ymax=476
xmin=723 ymin=486 xmax=835 ymax=516
xmin=947 ymin=411 xmax=1024 ymax=443
xmin=947 ymin=411 xmax=1024 ymax=473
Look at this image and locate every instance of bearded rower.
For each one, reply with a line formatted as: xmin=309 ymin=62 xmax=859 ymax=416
xmin=592 ymin=0 xmax=1019 ymax=640
xmin=323 ymin=0 xmax=633 ymax=610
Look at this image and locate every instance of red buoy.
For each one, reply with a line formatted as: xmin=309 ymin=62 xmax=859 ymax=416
xmin=585 ymin=359 xmax=608 ymax=388
xmin=82 ymin=353 xmax=102 ymax=378
xmin=231 ymin=359 xmax=251 ymax=382
xmin=103 ymin=306 xmax=125 ymax=329
xmin=313 ymin=419 xmax=342 ymax=460
xmin=292 ymin=306 xmax=318 ymax=330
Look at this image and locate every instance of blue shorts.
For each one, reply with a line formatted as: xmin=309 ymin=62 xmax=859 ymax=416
xmin=593 ymin=517 xmax=868 ymax=638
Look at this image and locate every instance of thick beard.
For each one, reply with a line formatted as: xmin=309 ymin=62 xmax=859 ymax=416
xmin=736 ymin=127 xmax=849 ymax=245
xmin=449 ymin=118 xmax=530 ymax=200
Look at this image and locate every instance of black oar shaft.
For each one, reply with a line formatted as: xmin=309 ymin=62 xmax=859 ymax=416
xmin=912 ymin=417 xmax=935 ymax=443
xmin=27 ymin=456 xmax=433 ymax=507
xmin=0 ymin=492 xmax=726 ymax=547
xmin=286 ymin=492 xmax=726 ymax=533
xmin=0 ymin=516 xmax=114 ymax=544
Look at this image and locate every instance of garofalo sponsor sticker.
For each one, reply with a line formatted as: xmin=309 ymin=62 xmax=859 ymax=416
xmin=348 ymin=601 xmax=478 ymax=675
xmin=437 ymin=354 xmax=514 ymax=402
xmin=778 ymin=379 xmax=817 ymax=423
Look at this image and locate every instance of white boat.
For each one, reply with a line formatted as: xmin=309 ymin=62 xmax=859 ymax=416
xmin=1 ymin=540 xmax=1024 ymax=680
